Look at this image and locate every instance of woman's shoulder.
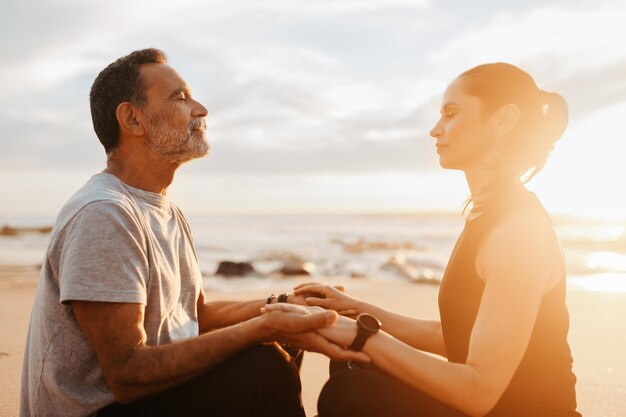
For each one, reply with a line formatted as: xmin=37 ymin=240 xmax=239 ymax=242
xmin=476 ymin=196 xmax=565 ymax=291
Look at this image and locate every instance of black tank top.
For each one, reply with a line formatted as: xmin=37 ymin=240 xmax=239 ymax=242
xmin=438 ymin=185 xmax=581 ymax=417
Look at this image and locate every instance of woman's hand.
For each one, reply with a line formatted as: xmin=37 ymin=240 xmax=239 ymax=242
xmin=261 ymin=303 xmax=370 ymax=363
xmin=293 ymin=282 xmax=360 ymax=317
xmin=263 ymin=303 xmax=361 ymax=351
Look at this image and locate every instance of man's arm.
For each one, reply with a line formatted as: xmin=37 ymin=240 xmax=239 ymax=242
xmin=73 ymin=300 xmax=367 ymax=404
xmin=196 ymin=289 xmax=309 ymax=332
xmin=196 ymin=290 xmax=266 ymax=333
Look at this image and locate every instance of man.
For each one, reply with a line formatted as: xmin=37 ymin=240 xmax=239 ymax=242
xmin=21 ymin=48 xmax=366 ymax=417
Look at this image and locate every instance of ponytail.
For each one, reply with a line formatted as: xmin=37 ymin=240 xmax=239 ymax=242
xmin=540 ymin=91 xmax=568 ymax=146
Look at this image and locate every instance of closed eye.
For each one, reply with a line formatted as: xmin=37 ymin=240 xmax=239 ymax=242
xmin=442 ymin=106 xmax=457 ymax=118
xmin=441 ymin=102 xmax=459 ymax=119
xmin=170 ymin=87 xmax=192 ymax=102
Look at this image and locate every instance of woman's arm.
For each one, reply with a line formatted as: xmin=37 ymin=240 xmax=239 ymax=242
xmin=315 ymin=208 xmax=564 ymax=417
xmin=294 ymin=283 xmax=446 ymax=356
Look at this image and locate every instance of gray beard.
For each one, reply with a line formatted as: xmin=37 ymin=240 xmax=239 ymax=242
xmin=145 ymin=115 xmax=210 ymax=164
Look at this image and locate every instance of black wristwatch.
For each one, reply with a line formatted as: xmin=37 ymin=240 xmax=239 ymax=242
xmin=348 ymin=313 xmax=381 ymax=351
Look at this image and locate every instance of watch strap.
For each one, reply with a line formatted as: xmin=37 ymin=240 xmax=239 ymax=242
xmin=348 ymin=313 xmax=381 ymax=351
xmin=348 ymin=331 xmax=370 ymax=351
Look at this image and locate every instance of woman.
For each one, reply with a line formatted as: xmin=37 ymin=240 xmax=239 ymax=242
xmin=265 ymin=62 xmax=580 ymax=417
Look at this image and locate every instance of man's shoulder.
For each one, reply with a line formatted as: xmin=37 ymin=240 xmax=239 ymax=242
xmin=54 ymin=174 xmax=140 ymax=233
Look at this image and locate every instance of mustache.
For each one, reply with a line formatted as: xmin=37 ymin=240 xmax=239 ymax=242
xmin=189 ymin=118 xmax=206 ymax=131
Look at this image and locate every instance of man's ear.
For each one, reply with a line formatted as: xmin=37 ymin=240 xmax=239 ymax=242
xmin=116 ymin=102 xmax=145 ymax=137
xmin=493 ymin=103 xmax=520 ymax=138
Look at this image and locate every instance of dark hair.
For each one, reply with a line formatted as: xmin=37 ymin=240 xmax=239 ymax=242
xmin=458 ymin=62 xmax=568 ymax=184
xmin=89 ymin=48 xmax=167 ymax=153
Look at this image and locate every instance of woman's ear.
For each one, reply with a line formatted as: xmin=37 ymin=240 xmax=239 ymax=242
xmin=493 ymin=103 xmax=520 ymax=138
xmin=115 ymin=102 xmax=145 ymax=137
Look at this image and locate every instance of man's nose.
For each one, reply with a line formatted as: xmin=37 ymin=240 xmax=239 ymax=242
xmin=192 ymin=99 xmax=208 ymax=118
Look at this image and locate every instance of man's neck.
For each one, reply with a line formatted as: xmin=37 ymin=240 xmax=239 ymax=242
xmin=103 ymin=153 xmax=178 ymax=196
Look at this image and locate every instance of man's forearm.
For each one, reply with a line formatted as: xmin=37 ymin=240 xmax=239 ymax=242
xmin=110 ymin=316 xmax=268 ymax=403
xmin=198 ymin=299 xmax=267 ymax=332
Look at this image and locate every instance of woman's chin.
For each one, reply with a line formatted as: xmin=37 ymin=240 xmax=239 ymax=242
xmin=438 ymin=158 xmax=455 ymax=169
xmin=438 ymin=159 xmax=466 ymax=172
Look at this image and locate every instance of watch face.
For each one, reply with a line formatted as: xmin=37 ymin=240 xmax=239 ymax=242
xmin=358 ymin=313 xmax=381 ymax=333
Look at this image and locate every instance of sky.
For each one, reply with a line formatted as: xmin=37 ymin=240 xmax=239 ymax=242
xmin=1 ymin=0 xmax=625 ymax=219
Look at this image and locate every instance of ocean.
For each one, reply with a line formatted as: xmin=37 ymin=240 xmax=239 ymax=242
xmin=1 ymin=213 xmax=625 ymax=293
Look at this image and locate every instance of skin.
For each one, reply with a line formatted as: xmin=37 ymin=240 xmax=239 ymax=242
xmin=72 ymin=62 xmax=368 ymax=405
xmin=292 ymin=77 xmax=565 ymax=417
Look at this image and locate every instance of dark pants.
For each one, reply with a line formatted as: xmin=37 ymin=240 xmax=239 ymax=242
xmin=317 ymin=362 xmax=470 ymax=417
xmin=98 ymin=344 xmax=305 ymax=417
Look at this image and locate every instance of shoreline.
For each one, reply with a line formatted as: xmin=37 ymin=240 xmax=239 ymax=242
xmin=1 ymin=275 xmax=625 ymax=416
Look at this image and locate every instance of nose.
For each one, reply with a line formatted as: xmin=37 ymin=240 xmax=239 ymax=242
xmin=192 ymin=99 xmax=208 ymax=118
xmin=430 ymin=118 xmax=443 ymax=139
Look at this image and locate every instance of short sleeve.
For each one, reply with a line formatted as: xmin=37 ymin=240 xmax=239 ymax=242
xmin=58 ymin=200 xmax=149 ymax=305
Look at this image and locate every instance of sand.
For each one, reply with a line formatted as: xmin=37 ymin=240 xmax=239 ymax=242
xmin=0 ymin=282 xmax=35 ymax=417
xmin=1 ymin=274 xmax=625 ymax=417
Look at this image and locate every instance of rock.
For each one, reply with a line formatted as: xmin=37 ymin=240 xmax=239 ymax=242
xmin=215 ymin=261 xmax=255 ymax=277
xmin=279 ymin=262 xmax=316 ymax=276
xmin=255 ymin=251 xmax=306 ymax=264
xmin=332 ymin=238 xmax=424 ymax=253
xmin=381 ymin=254 xmax=441 ymax=285
xmin=0 ymin=226 xmax=19 ymax=236
xmin=255 ymin=251 xmax=316 ymax=277
xmin=0 ymin=225 xmax=53 ymax=237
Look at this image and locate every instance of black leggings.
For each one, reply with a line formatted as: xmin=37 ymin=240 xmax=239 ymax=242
xmin=98 ymin=344 xmax=305 ymax=417
xmin=317 ymin=362 xmax=471 ymax=417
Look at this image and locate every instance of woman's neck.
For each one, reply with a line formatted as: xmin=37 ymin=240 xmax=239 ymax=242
xmin=464 ymin=168 xmax=520 ymax=207
xmin=464 ymin=167 xmax=492 ymax=206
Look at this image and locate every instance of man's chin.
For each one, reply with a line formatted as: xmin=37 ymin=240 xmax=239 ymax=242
xmin=176 ymin=144 xmax=211 ymax=164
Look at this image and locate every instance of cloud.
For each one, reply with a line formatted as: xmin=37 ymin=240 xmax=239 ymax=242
xmin=1 ymin=0 xmax=624 ymax=187
xmin=429 ymin=2 xmax=626 ymax=120
xmin=552 ymin=59 xmax=626 ymax=120
xmin=157 ymin=0 xmax=431 ymax=17
xmin=0 ymin=113 xmax=102 ymax=171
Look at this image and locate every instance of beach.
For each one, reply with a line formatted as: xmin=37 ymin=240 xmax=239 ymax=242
xmin=1 ymin=271 xmax=625 ymax=417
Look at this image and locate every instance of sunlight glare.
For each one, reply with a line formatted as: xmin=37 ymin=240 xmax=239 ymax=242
xmin=568 ymin=274 xmax=626 ymax=293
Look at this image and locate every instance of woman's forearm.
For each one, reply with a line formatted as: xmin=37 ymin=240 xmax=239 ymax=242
xmin=354 ymin=301 xmax=446 ymax=356
xmin=365 ymin=331 xmax=496 ymax=417
xmin=294 ymin=283 xmax=446 ymax=355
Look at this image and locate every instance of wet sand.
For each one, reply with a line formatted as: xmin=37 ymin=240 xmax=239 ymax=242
xmin=1 ymin=273 xmax=624 ymax=416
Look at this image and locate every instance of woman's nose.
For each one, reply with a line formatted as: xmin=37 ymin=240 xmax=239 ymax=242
xmin=430 ymin=119 xmax=443 ymax=138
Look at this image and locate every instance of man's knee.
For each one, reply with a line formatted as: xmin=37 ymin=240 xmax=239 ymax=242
xmin=134 ymin=345 xmax=304 ymax=417
xmin=238 ymin=344 xmax=304 ymax=417
xmin=243 ymin=344 xmax=302 ymax=392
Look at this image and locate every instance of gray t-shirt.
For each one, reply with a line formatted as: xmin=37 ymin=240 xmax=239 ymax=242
xmin=21 ymin=173 xmax=204 ymax=417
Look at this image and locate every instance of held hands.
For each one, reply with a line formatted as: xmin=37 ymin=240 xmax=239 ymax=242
xmin=261 ymin=303 xmax=369 ymax=364
xmin=293 ymin=282 xmax=360 ymax=317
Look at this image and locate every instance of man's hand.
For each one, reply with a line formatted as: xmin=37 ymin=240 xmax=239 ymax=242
xmin=262 ymin=303 xmax=368 ymax=363
xmin=261 ymin=304 xmax=338 ymax=336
